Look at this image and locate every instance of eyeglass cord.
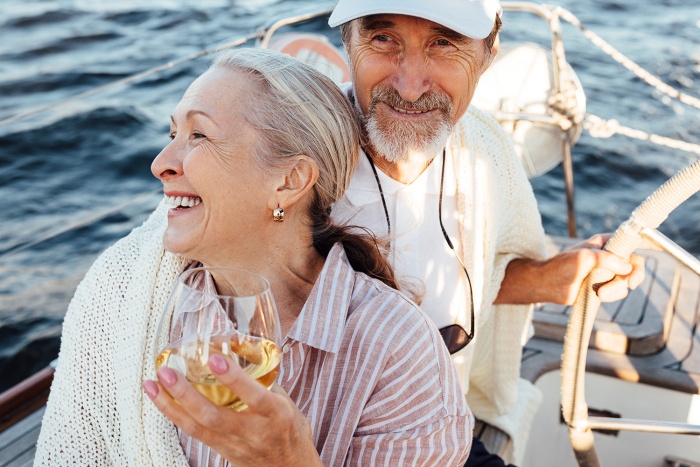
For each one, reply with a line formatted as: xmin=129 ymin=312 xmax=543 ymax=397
xmin=362 ymin=147 xmax=475 ymax=345
xmin=365 ymin=151 xmax=391 ymax=235
xmin=437 ymin=150 xmax=475 ymax=345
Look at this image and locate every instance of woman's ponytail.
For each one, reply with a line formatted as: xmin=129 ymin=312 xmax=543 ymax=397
xmin=310 ymin=195 xmax=398 ymax=290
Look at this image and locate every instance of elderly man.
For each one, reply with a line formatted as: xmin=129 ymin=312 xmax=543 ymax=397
xmin=327 ymin=0 xmax=644 ymax=465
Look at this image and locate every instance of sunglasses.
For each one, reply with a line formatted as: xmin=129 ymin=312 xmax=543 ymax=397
xmin=439 ymin=323 xmax=473 ymax=355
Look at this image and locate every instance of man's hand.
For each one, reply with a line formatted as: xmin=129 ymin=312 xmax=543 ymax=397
xmin=142 ymin=353 xmax=322 ymax=467
xmin=495 ymin=234 xmax=645 ymax=305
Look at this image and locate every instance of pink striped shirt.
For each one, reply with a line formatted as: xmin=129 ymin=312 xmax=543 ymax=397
xmin=180 ymin=243 xmax=472 ymax=465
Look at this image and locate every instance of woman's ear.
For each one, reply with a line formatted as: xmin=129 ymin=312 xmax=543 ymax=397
xmin=268 ymin=155 xmax=319 ymax=212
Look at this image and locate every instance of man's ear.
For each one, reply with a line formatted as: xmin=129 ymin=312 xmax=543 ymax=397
xmin=268 ymin=155 xmax=320 ymax=213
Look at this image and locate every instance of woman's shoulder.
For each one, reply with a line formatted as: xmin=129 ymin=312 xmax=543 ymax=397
xmin=342 ymin=272 xmax=469 ymax=427
xmin=346 ymin=273 xmax=446 ymax=356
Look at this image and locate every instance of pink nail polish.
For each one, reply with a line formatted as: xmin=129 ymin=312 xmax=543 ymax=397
xmin=209 ymin=353 xmax=228 ymax=373
xmin=159 ymin=367 xmax=177 ymax=387
xmin=142 ymin=381 xmax=159 ymax=398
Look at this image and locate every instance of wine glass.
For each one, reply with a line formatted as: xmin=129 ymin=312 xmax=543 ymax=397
xmin=154 ymin=266 xmax=282 ymax=412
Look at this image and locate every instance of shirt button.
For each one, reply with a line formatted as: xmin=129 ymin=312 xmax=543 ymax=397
xmin=404 ymin=243 xmax=412 ymax=251
xmin=282 ymin=343 xmax=292 ymax=353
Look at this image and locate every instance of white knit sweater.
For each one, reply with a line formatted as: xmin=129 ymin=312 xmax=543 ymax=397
xmin=35 ymin=203 xmax=191 ymax=466
xmin=448 ymin=106 xmax=546 ymax=462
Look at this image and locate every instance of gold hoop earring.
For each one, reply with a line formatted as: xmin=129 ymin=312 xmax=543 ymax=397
xmin=273 ymin=207 xmax=284 ymax=222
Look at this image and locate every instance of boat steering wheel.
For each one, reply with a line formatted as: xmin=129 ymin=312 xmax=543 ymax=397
xmin=560 ymin=159 xmax=700 ymax=466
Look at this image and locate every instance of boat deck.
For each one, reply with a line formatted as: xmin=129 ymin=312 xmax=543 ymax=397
xmin=0 ymin=408 xmax=44 ymax=467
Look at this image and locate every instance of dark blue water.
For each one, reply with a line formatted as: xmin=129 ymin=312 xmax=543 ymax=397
xmin=1 ymin=0 xmax=699 ymax=392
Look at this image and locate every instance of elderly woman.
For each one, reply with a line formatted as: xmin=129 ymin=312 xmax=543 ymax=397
xmin=34 ymin=48 xmax=471 ymax=466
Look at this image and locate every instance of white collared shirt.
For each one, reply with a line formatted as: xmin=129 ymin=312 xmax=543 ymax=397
xmin=333 ymin=148 xmax=471 ymax=330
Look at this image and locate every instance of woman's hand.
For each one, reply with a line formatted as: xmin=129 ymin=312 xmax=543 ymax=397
xmin=142 ymin=353 xmax=322 ymax=467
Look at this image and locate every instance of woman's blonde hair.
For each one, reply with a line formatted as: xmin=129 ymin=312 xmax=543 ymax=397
xmin=211 ymin=48 xmax=397 ymax=288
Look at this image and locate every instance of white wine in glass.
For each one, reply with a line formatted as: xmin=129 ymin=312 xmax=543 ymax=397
xmin=155 ymin=266 xmax=282 ymax=411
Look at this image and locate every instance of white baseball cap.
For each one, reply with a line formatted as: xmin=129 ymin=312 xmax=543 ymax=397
xmin=328 ymin=0 xmax=502 ymax=40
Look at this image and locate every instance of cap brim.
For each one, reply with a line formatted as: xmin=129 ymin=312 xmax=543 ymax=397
xmin=328 ymin=0 xmax=499 ymax=40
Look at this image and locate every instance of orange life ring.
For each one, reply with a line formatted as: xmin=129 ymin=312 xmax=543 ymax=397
xmin=267 ymin=32 xmax=351 ymax=85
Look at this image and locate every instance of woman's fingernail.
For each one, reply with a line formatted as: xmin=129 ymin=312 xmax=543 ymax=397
xmin=142 ymin=380 xmax=159 ymax=398
xmin=209 ymin=353 xmax=228 ymax=373
xmin=158 ymin=367 xmax=177 ymax=387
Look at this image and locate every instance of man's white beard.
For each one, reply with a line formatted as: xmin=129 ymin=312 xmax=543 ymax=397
xmin=358 ymin=85 xmax=454 ymax=164
xmin=365 ymin=115 xmax=452 ymax=165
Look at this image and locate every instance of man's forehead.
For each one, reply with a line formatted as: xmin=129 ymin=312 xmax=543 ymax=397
xmin=357 ymin=14 xmax=467 ymax=42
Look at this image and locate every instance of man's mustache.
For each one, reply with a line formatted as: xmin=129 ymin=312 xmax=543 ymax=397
xmin=369 ymin=86 xmax=453 ymax=114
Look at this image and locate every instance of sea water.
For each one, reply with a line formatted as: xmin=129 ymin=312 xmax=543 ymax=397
xmin=0 ymin=0 xmax=699 ymax=391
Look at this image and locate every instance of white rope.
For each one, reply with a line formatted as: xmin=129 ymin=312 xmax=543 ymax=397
xmin=557 ymin=8 xmax=700 ymax=111
xmin=561 ymin=159 xmax=700 ymax=465
xmin=584 ymin=114 xmax=700 ymax=157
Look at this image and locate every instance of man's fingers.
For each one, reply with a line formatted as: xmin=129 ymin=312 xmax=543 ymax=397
xmin=596 ymin=276 xmax=632 ymax=302
xmin=593 ymin=251 xmax=645 ymax=292
xmin=594 ymin=250 xmax=634 ymax=276
xmin=628 ymin=254 xmax=646 ymax=290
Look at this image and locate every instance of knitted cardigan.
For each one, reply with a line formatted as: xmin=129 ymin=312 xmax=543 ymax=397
xmin=448 ymin=106 xmax=547 ymax=463
xmin=35 ymin=203 xmax=191 ymax=466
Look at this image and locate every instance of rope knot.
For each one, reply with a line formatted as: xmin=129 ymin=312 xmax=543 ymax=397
xmin=585 ymin=115 xmax=619 ymax=138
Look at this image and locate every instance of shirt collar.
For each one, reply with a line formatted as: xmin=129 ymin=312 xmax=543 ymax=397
xmin=342 ymin=148 xmax=385 ymax=207
xmin=343 ymin=146 xmax=457 ymax=208
xmin=286 ymin=243 xmax=354 ymax=353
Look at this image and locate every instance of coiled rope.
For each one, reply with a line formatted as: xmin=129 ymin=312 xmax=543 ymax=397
xmin=561 ymin=159 xmax=700 ymax=466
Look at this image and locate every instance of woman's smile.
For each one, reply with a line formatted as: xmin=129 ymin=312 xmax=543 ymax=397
xmin=163 ymin=191 xmax=204 ymax=220
xmin=165 ymin=194 xmax=202 ymax=209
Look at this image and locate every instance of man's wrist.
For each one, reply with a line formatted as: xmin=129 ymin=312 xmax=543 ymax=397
xmin=494 ymin=257 xmax=548 ymax=304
